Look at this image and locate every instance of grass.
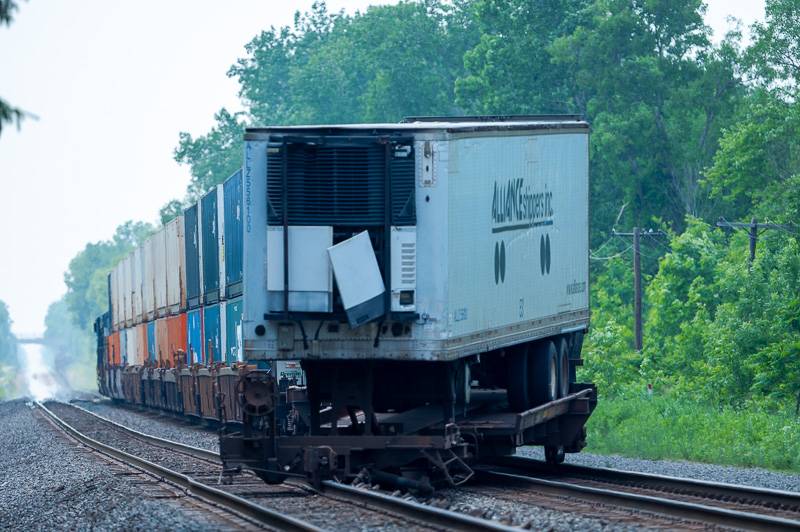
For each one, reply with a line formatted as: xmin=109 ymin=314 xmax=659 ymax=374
xmin=584 ymin=395 xmax=800 ymax=473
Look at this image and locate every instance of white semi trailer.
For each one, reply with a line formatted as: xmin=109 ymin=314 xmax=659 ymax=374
xmin=224 ymin=116 xmax=595 ymax=485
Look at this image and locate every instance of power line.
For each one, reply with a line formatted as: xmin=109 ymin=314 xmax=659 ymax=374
xmin=716 ymin=217 xmax=795 ymax=268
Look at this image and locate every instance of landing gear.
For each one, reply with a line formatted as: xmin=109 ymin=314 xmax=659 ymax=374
xmin=545 ymin=444 xmax=565 ymax=465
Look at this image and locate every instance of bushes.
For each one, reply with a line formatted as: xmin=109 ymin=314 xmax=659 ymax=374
xmin=586 ymin=396 xmax=800 ymax=472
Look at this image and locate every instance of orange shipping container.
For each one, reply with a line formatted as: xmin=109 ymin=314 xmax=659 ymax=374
xmin=156 ymin=318 xmax=169 ymax=366
xmin=166 ymin=313 xmax=188 ymax=367
xmin=107 ymin=332 xmax=121 ymax=365
xmin=136 ymin=323 xmax=148 ymax=365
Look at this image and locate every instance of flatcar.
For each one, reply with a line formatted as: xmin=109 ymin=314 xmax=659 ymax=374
xmin=94 ymin=116 xmax=596 ymax=491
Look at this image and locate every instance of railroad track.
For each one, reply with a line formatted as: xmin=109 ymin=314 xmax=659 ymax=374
xmin=37 ymin=401 xmax=512 ymax=531
xmin=477 ymin=456 xmax=800 ymax=531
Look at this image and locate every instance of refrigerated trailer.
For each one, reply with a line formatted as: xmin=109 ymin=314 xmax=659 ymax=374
xmin=222 ymin=116 xmax=596 ymax=485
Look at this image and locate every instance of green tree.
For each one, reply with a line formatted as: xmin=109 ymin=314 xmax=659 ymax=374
xmin=174 ymin=108 xmax=245 ymax=201
xmin=63 ymin=221 xmax=153 ymax=330
xmin=1 ymin=0 xmax=24 ymax=136
xmin=747 ymin=0 xmax=800 ymax=90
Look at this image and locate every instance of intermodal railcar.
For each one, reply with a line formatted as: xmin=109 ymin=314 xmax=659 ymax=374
xmin=94 ymin=116 xmax=596 ymax=490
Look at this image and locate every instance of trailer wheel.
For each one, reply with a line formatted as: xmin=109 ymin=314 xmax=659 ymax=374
xmin=530 ymin=340 xmax=558 ymax=406
xmin=557 ymin=338 xmax=570 ymax=398
xmin=545 ymin=445 xmax=565 ymax=465
xmin=506 ymin=345 xmax=530 ymax=411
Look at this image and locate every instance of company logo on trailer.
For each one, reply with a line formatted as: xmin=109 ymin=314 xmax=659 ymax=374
xmin=491 ymin=179 xmax=554 ymax=233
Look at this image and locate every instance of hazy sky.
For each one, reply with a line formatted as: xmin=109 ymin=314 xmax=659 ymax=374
xmin=0 ymin=0 xmax=766 ymax=335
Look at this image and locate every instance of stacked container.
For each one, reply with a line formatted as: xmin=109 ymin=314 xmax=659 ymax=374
xmin=143 ymin=236 xmax=156 ymax=321
xmin=165 ymin=215 xmax=186 ymax=315
xmin=154 ymin=228 xmax=168 ymax=316
xmin=201 ymin=188 xmax=220 ymax=305
xmin=184 ymin=204 xmax=201 ymax=310
xmin=223 ymin=170 xmax=243 ymax=299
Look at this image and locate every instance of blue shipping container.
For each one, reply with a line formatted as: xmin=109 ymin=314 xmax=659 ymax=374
xmin=201 ymin=189 xmax=219 ymax=304
xmin=223 ymin=170 xmax=243 ymax=299
xmin=224 ymin=297 xmax=243 ymax=363
xmin=147 ymin=321 xmax=156 ymax=362
xmin=203 ymin=304 xmax=222 ymax=363
xmin=184 ymin=205 xmax=201 ymax=309
xmin=187 ymin=309 xmax=203 ymax=364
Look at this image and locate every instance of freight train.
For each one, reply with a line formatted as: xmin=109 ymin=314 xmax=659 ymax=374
xmin=94 ymin=116 xmax=596 ymax=490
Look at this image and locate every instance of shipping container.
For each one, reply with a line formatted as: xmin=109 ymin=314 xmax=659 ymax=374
xmin=165 ymin=215 xmax=187 ymax=314
xmin=202 ymin=304 xmax=221 ymax=363
xmin=201 ymin=188 xmax=220 ymax=304
xmin=223 ymin=297 xmax=243 ymax=363
xmin=122 ymin=255 xmax=132 ymax=327
xmin=166 ymin=313 xmax=188 ymax=366
xmin=217 ymin=185 xmax=226 ymax=300
xmin=143 ymin=236 xmax=156 ymax=321
xmin=146 ymin=321 xmax=156 ymax=362
xmin=110 ymin=267 xmax=119 ymax=330
xmin=132 ymin=246 xmax=143 ymax=323
xmin=242 ymin=119 xmax=590 ymax=361
xmin=126 ymin=327 xmax=139 ymax=366
xmin=120 ymin=327 xmax=129 ymax=364
xmin=184 ymin=204 xmax=201 ymax=309
xmin=187 ymin=308 xmax=203 ymax=364
xmin=223 ymin=169 xmax=243 ymax=299
xmin=136 ymin=323 xmax=147 ymax=365
xmin=155 ymin=318 xmax=169 ymax=365
xmin=107 ymin=331 xmax=121 ymax=365
xmin=154 ymin=227 xmax=168 ymax=316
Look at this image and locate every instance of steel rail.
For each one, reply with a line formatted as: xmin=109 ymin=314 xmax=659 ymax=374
xmin=61 ymin=401 xmax=219 ymax=461
xmin=36 ymin=401 xmax=321 ymax=532
xmin=48 ymin=402 xmax=514 ymax=531
xmin=319 ymin=480 xmax=515 ymax=532
xmin=477 ymin=467 xmax=800 ymax=531
xmin=490 ymin=455 xmax=800 ymax=513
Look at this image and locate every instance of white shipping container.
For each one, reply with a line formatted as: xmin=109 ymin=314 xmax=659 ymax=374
xmin=143 ymin=236 xmax=156 ymax=320
xmin=154 ymin=227 xmax=168 ymax=315
xmin=243 ymin=120 xmax=590 ymax=361
xmin=110 ymin=266 xmax=119 ymax=330
xmin=132 ymin=246 xmax=143 ymax=323
xmin=125 ymin=327 xmax=138 ymax=365
xmin=165 ymin=215 xmax=186 ymax=313
xmin=122 ymin=255 xmax=132 ymax=326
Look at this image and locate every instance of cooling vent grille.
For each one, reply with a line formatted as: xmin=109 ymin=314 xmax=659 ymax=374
xmin=400 ymin=241 xmax=416 ymax=286
xmin=267 ymin=141 xmax=415 ymax=226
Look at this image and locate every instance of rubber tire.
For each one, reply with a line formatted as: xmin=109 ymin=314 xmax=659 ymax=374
xmin=545 ymin=445 xmax=565 ymax=465
xmin=455 ymin=361 xmax=471 ymax=406
xmin=530 ymin=340 xmax=558 ymax=406
xmin=506 ymin=344 xmax=530 ymax=411
xmin=557 ymin=338 xmax=570 ymax=398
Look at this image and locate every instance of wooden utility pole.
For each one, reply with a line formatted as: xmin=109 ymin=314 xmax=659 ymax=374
xmin=633 ymin=227 xmax=642 ymax=351
xmin=613 ymin=228 xmax=665 ymax=351
xmin=716 ymin=218 xmax=793 ymax=269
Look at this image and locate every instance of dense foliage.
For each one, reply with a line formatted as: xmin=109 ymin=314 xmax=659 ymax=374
xmin=59 ymin=1 xmax=800 ymax=435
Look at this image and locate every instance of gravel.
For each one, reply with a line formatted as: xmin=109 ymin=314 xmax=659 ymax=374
xmin=74 ymin=399 xmax=219 ymax=452
xmin=517 ymin=446 xmax=800 ymax=493
xmin=0 ymin=399 xmax=238 ymax=531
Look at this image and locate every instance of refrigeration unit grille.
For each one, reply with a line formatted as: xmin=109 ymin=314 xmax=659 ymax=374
xmin=266 ymin=141 xmax=416 ymax=226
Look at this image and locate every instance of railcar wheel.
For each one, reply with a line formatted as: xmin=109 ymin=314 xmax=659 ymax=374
xmin=506 ymin=344 xmax=530 ymax=411
xmin=557 ymin=338 xmax=570 ymax=398
xmin=530 ymin=340 xmax=558 ymax=406
xmin=545 ymin=445 xmax=565 ymax=465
